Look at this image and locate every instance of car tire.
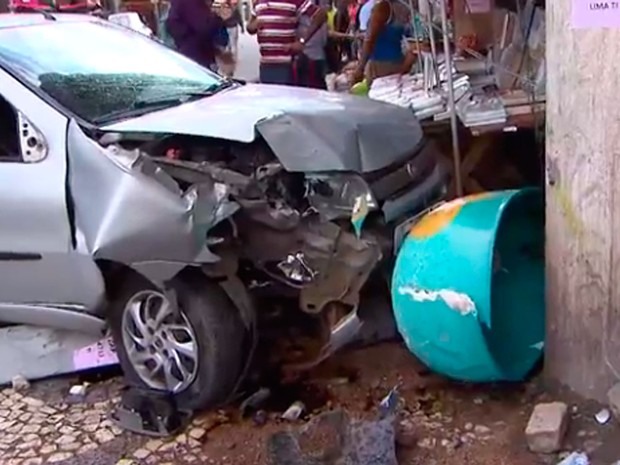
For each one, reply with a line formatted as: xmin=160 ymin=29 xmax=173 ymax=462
xmin=108 ymin=270 xmax=245 ymax=411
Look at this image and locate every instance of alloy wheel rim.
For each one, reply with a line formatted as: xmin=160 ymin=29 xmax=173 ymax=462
xmin=121 ymin=290 xmax=199 ymax=393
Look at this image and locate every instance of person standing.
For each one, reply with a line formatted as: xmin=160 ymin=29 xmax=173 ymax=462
xmin=213 ymin=0 xmax=241 ymax=76
xmin=352 ymin=0 xmax=415 ymax=85
xmin=166 ymin=0 xmax=226 ymax=70
xmin=246 ymin=0 xmax=327 ymax=85
xmin=294 ymin=0 xmax=329 ymax=89
xmin=223 ymin=0 xmax=243 ymax=62
xmin=357 ymin=0 xmax=376 ymax=33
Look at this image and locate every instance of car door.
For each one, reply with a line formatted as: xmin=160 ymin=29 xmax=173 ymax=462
xmin=0 ymin=67 xmax=105 ymax=332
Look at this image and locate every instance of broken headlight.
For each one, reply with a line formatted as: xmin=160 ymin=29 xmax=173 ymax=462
xmin=306 ymin=173 xmax=377 ymax=221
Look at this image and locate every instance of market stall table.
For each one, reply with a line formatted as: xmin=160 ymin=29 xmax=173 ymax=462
xmin=423 ymin=102 xmax=545 ymax=197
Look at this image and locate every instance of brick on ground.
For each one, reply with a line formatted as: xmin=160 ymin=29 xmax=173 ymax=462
xmin=525 ymin=402 xmax=569 ymax=453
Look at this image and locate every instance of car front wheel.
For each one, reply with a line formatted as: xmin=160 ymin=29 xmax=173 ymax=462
xmin=108 ymin=271 xmax=245 ymax=411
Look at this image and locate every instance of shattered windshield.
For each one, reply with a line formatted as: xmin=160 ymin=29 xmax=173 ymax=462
xmin=0 ymin=20 xmax=224 ymax=123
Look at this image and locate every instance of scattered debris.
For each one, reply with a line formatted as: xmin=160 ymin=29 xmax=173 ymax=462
xmin=252 ymin=409 xmax=268 ymax=427
xmin=594 ymin=408 xmax=611 ymax=425
xmin=556 ymin=452 xmax=589 ymax=465
xmin=607 ymin=383 xmax=620 ymax=420
xmin=379 ymin=386 xmax=399 ymax=418
xmin=11 ymin=374 xmax=30 ymax=391
xmin=188 ymin=427 xmax=207 ymax=441
xmin=464 ymin=422 xmax=474 ymax=431
xmin=327 ymin=377 xmax=350 ymax=386
xmin=110 ymin=386 xmax=191 ymax=437
xmin=418 ymin=437 xmax=437 ymax=449
xmin=582 ymin=439 xmax=602 ymax=454
xmin=281 ymin=401 xmax=305 ymax=421
xmin=395 ymin=419 xmax=417 ymax=448
xmin=474 ymin=424 xmax=491 ymax=436
xmin=268 ymin=407 xmax=398 ymax=465
xmin=268 ymin=388 xmax=400 ymax=465
xmin=240 ymin=387 xmax=271 ymax=417
xmin=525 ymin=402 xmax=569 ymax=453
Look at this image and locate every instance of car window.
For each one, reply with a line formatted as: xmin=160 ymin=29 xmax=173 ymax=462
xmin=0 ymin=20 xmax=224 ymax=124
xmin=0 ymin=95 xmax=21 ymax=162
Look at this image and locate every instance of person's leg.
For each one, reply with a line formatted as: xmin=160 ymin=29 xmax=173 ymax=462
xmin=233 ymin=27 xmax=240 ymax=57
xmin=228 ymin=26 xmax=239 ymax=59
xmin=301 ymin=57 xmax=326 ymax=90
xmin=293 ymin=55 xmax=310 ymax=87
xmin=314 ymin=60 xmax=328 ymax=90
xmin=225 ymin=26 xmax=239 ymax=76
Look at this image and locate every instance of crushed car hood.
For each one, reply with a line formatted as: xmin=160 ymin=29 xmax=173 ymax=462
xmin=102 ymin=84 xmax=424 ymax=173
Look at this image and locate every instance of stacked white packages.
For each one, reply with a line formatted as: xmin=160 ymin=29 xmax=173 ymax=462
xmin=368 ymin=74 xmax=446 ymax=119
xmin=433 ymin=75 xmax=473 ymax=122
xmin=456 ymin=92 xmax=507 ymax=127
xmin=368 ymin=74 xmax=414 ymax=108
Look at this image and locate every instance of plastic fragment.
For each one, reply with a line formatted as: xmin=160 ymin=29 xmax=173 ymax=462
xmin=69 ymin=384 xmax=88 ymax=397
xmin=281 ymin=401 xmax=305 ymax=421
xmin=594 ymin=408 xmax=611 ymax=425
xmin=379 ymin=386 xmax=399 ymax=419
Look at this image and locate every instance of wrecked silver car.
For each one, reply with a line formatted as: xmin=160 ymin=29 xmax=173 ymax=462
xmin=0 ymin=14 xmax=447 ymax=409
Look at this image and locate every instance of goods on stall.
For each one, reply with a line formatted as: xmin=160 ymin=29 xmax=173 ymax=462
xmin=391 ymin=188 xmax=545 ymax=382
xmin=455 ymin=91 xmax=507 ymax=127
xmin=367 ymin=72 xmax=462 ymax=120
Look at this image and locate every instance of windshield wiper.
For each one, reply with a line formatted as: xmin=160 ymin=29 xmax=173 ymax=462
xmin=203 ymin=79 xmax=236 ymax=94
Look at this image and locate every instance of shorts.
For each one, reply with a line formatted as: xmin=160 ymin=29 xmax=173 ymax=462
xmin=293 ymin=55 xmax=327 ymax=90
xmin=365 ymin=59 xmax=404 ymax=85
xmin=259 ymin=63 xmax=294 ymax=85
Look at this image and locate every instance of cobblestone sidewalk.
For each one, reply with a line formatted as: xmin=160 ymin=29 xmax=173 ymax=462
xmin=0 ymin=379 xmax=213 ymax=465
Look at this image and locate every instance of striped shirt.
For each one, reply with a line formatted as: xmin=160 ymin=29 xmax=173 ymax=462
xmin=255 ymin=0 xmax=318 ymax=64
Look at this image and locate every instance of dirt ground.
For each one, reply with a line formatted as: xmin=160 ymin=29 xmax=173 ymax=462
xmin=196 ymin=342 xmax=620 ymax=465
xmin=3 ymin=341 xmax=620 ymax=465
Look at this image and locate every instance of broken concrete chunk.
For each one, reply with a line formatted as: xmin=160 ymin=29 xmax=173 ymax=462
xmin=474 ymin=424 xmax=491 ymax=436
xmin=607 ymin=383 xmax=620 ymax=421
xmin=69 ymin=384 xmax=88 ymax=397
xmin=525 ymin=402 xmax=568 ymax=453
xmin=11 ymin=375 xmax=30 ymax=391
xmin=268 ymin=408 xmax=398 ymax=465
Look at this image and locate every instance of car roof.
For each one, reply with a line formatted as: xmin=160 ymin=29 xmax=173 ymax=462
xmin=0 ymin=13 xmax=98 ymax=29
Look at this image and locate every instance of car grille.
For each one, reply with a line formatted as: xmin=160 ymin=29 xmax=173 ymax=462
xmin=366 ymin=139 xmax=442 ymax=202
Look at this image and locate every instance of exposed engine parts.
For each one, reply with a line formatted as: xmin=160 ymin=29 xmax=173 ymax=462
xmin=148 ymin=140 xmax=386 ymax=318
xmin=102 ymin=131 xmax=447 ymax=371
xmin=277 ymin=252 xmax=317 ymax=285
